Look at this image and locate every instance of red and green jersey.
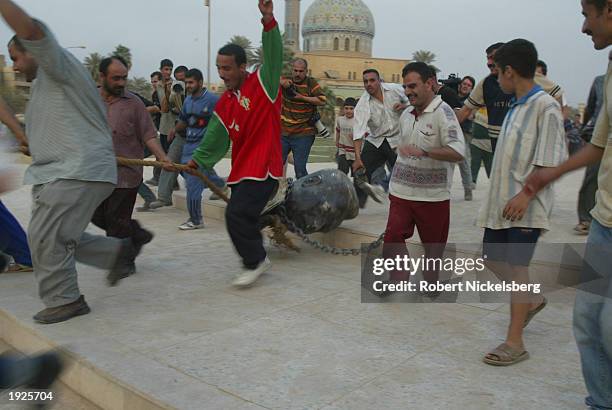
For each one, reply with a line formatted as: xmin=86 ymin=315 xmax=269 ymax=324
xmin=192 ymin=17 xmax=283 ymax=185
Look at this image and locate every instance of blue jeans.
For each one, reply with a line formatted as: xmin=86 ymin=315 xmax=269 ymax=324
xmin=181 ymin=141 xmax=225 ymax=225
xmin=0 ymin=201 xmax=31 ymax=266
xmin=574 ymin=219 xmax=612 ymax=409
xmin=282 ymin=135 xmax=315 ymax=179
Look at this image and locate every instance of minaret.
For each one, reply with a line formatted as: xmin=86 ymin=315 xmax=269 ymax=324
xmin=284 ymin=0 xmax=301 ymax=52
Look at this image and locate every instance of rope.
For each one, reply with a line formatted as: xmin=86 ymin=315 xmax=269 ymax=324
xmin=115 ymin=157 xmax=229 ymax=203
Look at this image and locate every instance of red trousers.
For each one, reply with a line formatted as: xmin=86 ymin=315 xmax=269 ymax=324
xmin=383 ymin=195 xmax=450 ymax=283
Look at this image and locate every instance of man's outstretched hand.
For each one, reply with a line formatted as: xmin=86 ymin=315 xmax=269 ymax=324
xmin=259 ymin=0 xmax=274 ymax=23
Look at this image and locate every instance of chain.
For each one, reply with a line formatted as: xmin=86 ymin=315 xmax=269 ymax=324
xmin=275 ymin=180 xmax=385 ymax=256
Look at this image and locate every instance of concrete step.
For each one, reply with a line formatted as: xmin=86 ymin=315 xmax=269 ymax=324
xmin=0 ymin=313 xmax=175 ymax=410
xmin=0 ymin=340 xmax=101 ymax=410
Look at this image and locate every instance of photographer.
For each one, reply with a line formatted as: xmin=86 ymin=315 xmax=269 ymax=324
xmin=280 ymin=58 xmax=326 ymax=179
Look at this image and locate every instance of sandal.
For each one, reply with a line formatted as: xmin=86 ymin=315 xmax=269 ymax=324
xmin=483 ymin=343 xmax=530 ymax=366
xmin=524 ymin=297 xmax=547 ymax=328
xmin=6 ymin=263 xmax=33 ymax=273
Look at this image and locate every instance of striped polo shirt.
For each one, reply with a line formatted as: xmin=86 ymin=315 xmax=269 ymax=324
xmin=477 ymin=85 xmax=567 ymax=231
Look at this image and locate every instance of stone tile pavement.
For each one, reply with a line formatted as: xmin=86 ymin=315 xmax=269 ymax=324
xmin=0 ymin=154 xmax=590 ymax=409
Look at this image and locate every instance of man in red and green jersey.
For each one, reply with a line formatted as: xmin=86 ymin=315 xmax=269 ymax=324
xmin=187 ymin=0 xmax=282 ymax=288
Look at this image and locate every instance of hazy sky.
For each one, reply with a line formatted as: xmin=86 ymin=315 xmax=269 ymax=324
xmin=0 ymin=0 xmax=606 ymax=106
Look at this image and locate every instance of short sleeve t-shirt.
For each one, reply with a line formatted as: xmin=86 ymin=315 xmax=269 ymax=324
xmin=477 ymin=86 xmax=568 ymax=231
xmin=390 ymin=96 xmax=466 ymax=202
xmin=335 ymin=116 xmax=355 ymax=160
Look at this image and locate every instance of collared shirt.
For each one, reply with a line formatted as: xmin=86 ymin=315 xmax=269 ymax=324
xmin=589 ymin=52 xmax=612 ymax=227
xmin=477 ymin=86 xmax=567 ymax=230
xmin=178 ymin=89 xmax=219 ymax=143
xmin=354 ymin=83 xmax=408 ymax=149
xmin=335 ymin=115 xmax=356 ymax=160
xmin=103 ymin=90 xmax=157 ymax=188
xmin=20 ymin=21 xmax=117 ymax=186
xmin=390 ymin=95 xmax=465 ymax=202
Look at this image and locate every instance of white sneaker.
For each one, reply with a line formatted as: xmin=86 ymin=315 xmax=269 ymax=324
xmin=178 ymin=221 xmax=204 ymax=231
xmin=232 ymin=257 xmax=272 ymax=288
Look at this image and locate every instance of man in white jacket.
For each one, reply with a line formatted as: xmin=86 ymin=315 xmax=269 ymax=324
xmin=353 ymin=69 xmax=409 ymax=207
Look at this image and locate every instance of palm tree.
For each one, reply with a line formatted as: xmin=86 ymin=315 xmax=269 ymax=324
xmin=251 ymin=32 xmax=295 ymax=74
xmin=412 ymin=50 xmax=437 ymax=65
xmin=83 ymin=52 xmax=103 ymax=83
xmin=127 ymin=77 xmax=152 ymax=98
xmin=226 ymin=35 xmax=256 ymax=66
xmin=112 ymin=44 xmax=132 ymax=69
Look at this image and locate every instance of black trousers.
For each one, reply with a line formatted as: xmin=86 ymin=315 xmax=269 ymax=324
xmin=91 ymin=186 xmax=140 ymax=239
xmin=357 ymin=139 xmax=397 ymax=206
xmin=226 ymin=178 xmax=278 ymax=269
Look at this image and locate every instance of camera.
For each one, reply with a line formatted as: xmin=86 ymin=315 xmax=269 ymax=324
xmin=172 ymin=80 xmax=185 ymax=94
xmin=285 ymin=84 xmax=298 ymax=98
xmin=309 ymin=111 xmax=330 ymax=138
xmin=439 ymin=74 xmax=462 ymax=94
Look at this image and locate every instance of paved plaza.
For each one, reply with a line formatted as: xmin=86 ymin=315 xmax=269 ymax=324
xmin=0 ymin=154 xmax=590 ymax=409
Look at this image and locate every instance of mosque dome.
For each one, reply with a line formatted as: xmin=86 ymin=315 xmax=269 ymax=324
xmin=301 ymin=0 xmax=375 ymax=57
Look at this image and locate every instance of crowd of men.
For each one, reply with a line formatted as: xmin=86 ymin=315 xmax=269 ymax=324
xmin=0 ymin=0 xmax=610 ymax=407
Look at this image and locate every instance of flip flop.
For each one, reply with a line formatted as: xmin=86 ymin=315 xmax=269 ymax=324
xmin=483 ymin=343 xmax=530 ymax=366
xmin=524 ymin=297 xmax=547 ymax=328
xmin=6 ymin=263 xmax=34 ymax=273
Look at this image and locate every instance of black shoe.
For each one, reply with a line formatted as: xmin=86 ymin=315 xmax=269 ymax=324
xmin=131 ymin=222 xmax=154 ymax=256
xmin=107 ymin=239 xmax=137 ymax=287
xmin=33 ymin=296 xmax=91 ymax=324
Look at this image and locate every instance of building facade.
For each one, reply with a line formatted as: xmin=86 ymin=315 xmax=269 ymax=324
xmin=285 ymin=0 xmax=408 ymax=100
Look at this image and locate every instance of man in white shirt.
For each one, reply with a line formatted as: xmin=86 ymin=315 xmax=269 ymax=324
xmin=382 ymin=62 xmax=465 ymax=286
xmin=353 ymin=69 xmax=409 ymax=207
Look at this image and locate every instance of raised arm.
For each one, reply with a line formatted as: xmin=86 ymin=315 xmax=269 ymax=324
xmin=258 ymin=0 xmax=283 ymax=100
xmin=0 ymin=0 xmax=43 ymax=40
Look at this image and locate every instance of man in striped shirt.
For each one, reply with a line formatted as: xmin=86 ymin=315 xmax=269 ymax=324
xmin=280 ymin=58 xmax=326 ymax=179
xmin=0 ymin=0 xmax=147 ymax=324
xmin=478 ymin=39 xmax=567 ymax=366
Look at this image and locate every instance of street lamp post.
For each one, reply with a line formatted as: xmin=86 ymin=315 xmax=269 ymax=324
xmin=204 ymin=0 xmax=211 ymax=89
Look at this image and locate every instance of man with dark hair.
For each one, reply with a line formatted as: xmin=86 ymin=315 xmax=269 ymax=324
xmin=0 ymin=0 xmax=150 ymax=323
xmin=171 ymin=68 xmax=225 ymax=230
xmin=526 ymin=1 xmax=612 ymax=406
xmin=458 ymin=75 xmax=493 ymax=189
xmin=431 ymin=67 xmax=473 ymax=199
xmin=457 ymin=43 xmax=564 ymax=152
xmin=147 ymin=58 xmax=176 ymax=186
xmin=174 ymin=65 xmax=188 ymax=82
xmin=536 ymin=60 xmax=548 ymax=76
xmin=353 ymin=67 xmax=409 ymax=207
xmin=93 ymin=56 xmax=174 ymax=282
xmin=186 ymin=0 xmax=283 ymax=288
xmin=280 ymin=57 xmax=326 ymax=179
xmin=382 ymin=61 xmax=464 ymax=289
xmin=478 ymin=39 xmax=567 ymax=367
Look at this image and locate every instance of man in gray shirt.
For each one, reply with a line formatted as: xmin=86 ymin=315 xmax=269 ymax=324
xmin=0 ymin=0 xmax=148 ymax=324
